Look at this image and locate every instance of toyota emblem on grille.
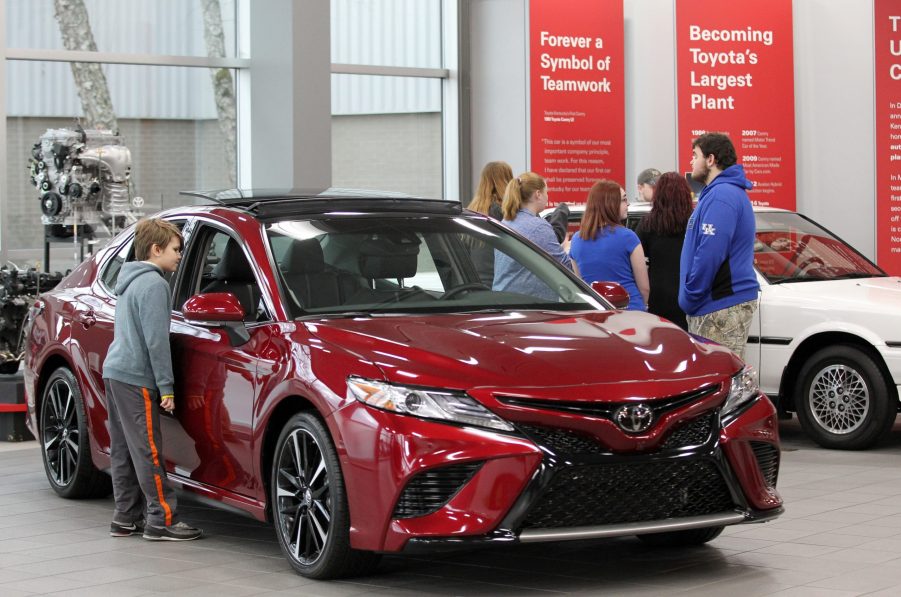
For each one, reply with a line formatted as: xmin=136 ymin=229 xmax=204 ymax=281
xmin=613 ymin=404 xmax=654 ymax=433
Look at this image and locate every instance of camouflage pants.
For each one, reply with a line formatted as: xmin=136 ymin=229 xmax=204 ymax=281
xmin=687 ymin=300 xmax=758 ymax=360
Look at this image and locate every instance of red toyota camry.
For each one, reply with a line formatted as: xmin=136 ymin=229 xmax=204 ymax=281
xmin=23 ymin=190 xmax=782 ymax=579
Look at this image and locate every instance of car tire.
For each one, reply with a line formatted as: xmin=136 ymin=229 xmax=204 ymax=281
xmin=637 ymin=525 xmax=724 ymax=547
xmin=39 ymin=367 xmax=111 ymax=498
xmin=795 ymin=345 xmax=895 ymax=450
xmin=271 ymin=412 xmax=381 ymax=579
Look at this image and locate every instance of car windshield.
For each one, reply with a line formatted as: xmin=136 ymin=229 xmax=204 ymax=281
xmin=266 ymin=216 xmax=605 ymax=317
xmin=753 ymin=212 xmax=884 ymax=284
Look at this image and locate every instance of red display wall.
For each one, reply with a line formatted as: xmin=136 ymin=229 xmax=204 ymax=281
xmin=875 ymin=0 xmax=901 ymax=275
xmin=675 ymin=0 xmax=796 ymax=209
xmin=529 ymin=0 xmax=624 ymax=206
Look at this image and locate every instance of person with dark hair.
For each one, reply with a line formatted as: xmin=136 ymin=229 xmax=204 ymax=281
xmin=679 ymin=132 xmax=759 ymax=358
xmin=570 ymin=180 xmax=649 ymax=311
xmin=636 ymin=167 xmax=661 ymax=203
xmin=636 ymin=172 xmax=694 ymax=329
xmin=493 ymin=172 xmax=572 ymax=301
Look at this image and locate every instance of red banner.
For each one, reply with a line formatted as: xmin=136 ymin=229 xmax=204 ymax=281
xmin=875 ymin=0 xmax=901 ymax=275
xmin=529 ymin=0 xmax=624 ymax=206
xmin=675 ymin=0 xmax=795 ymax=210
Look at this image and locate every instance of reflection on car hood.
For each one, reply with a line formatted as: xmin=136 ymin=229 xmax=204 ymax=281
xmin=306 ymin=310 xmax=741 ymax=392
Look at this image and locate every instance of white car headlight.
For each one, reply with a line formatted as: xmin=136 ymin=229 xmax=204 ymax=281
xmin=723 ymin=365 xmax=760 ymax=416
xmin=347 ymin=377 xmax=514 ymax=432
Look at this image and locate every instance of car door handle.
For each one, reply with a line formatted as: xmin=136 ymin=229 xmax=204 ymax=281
xmin=76 ymin=311 xmax=96 ymax=328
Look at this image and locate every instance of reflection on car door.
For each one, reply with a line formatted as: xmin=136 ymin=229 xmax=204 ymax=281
xmin=164 ymin=226 xmax=264 ymax=499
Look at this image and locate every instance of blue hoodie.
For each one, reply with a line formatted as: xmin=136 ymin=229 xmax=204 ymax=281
xmin=678 ymin=164 xmax=760 ymax=317
xmin=102 ymin=261 xmax=175 ymax=396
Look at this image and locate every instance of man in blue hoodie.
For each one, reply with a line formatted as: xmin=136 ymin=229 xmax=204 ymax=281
xmin=679 ymin=133 xmax=759 ymax=359
xmin=102 ymin=218 xmax=202 ymax=541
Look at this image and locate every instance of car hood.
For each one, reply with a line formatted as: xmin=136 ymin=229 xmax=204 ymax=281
xmin=305 ymin=310 xmax=741 ymax=392
xmin=771 ymin=276 xmax=901 ymax=313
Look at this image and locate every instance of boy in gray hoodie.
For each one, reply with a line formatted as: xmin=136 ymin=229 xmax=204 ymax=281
xmin=102 ymin=218 xmax=202 ymax=541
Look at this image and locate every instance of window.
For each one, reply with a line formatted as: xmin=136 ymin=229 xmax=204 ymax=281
xmin=3 ymin=0 xmax=245 ymax=269
xmin=330 ymin=0 xmax=451 ymax=199
xmin=179 ymin=227 xmax=267 ymax=322
xmin=99 ymin=237 xmax=134 ymax=293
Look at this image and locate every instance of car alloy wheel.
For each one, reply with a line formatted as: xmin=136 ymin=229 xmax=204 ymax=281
xmin=271 ymin=412 xmax=380 ymax=579
xmin=797 ymin=345 xmax=894 ymax=450
xmin=39 ymin=368 xmax=111 ymax=498
xmin=275 ymin=425 xmax=332 ymax=566
xmin=807 ymin=364 xmax=868 ymax=434
xmin=42 ymin=374 xmax=79 ymax=487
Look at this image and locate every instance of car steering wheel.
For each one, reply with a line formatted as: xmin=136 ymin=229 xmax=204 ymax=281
xmin=796 ymin=256 xmax=825 ymax=274
xmin=441 ymin=282 xmax=490 ymax=300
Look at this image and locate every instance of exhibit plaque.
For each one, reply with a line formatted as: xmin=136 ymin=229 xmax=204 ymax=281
xmin=675 ymin=0 xmax=796 ymax=210
xmin=875 ymin=0 xmax=901 ymax=274
xmin=529 ymin=0 xmax=624 ymax=206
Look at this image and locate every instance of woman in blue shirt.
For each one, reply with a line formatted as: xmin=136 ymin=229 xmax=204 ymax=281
xmin=570 ymin=180 xmax=650 ymax=310
xmin=493 ymin=172 xmax=572 ymax=301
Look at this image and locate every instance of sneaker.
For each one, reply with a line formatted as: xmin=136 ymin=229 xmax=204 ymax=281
xmin=110 ymin=519 xmax=145 ymax=537
xmin=143 ymin=521 xmax=203 ymax=541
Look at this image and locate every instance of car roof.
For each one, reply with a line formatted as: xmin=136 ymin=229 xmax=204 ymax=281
xmin=179 ymin=187 xmax=463 ymax=220
xmin=544 ymin=202 xmax=793 ymax=215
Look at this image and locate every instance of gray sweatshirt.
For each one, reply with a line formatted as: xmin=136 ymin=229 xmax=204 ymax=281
xmin=102 ymin=261 xmax=175 ymax=396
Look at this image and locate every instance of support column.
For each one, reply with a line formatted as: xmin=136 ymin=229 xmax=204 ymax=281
xmin=243 ymin=0 xmax=331 ymax=190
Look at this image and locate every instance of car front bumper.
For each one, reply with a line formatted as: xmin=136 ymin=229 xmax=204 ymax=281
xmin=336 ymin=394 xmax=782 ymax=553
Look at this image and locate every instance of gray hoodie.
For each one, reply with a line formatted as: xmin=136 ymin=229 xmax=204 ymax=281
xmin=102 ymin=261 xmax=175 ymax=396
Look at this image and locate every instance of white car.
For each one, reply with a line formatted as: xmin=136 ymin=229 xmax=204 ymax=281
xmin=541 ymin=202 xmax=901 ymax=450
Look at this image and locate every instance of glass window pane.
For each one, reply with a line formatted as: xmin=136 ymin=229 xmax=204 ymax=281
xmin=330 ymin=0 xmax=442 ymax=69
xmin=5 ymin=60 xmax=236 ymax=268
xmin=331 ymin=74 xmax=442 ymax=198
xmin=6 ymin=0 xmax=237 ymax=58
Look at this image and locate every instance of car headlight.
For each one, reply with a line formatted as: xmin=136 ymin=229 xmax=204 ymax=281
xmin=723 ymin=365 xmax=760 ymax=416
xmin=347 ymin=377 xmax=514 ymax=432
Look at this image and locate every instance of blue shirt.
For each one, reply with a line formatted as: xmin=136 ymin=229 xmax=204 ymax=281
xmin=571 ymin=225 xmax=646 ymax=311
xmin=493 ymin=208 xmax=572 ymax=301
xmin=679 ymin=164 xmax=760 ymax=316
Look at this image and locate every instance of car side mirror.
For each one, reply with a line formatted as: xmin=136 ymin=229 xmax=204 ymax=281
xmin=183 ymin=292 xmax=249 ymax=345
xmin=590 ymin=281 xmax=630 ymax=310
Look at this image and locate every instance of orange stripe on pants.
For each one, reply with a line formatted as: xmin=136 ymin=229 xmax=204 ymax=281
xmin=142 ymin=387 xmax=173 ymax=527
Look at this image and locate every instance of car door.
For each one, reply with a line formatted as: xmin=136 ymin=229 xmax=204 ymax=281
xmin=164 ymin=224 xmax=268 ymax=498
xmin=72 ymin=221 xmax=188 ymax=454
xmin=68 ymin=237 xmax=135 ymax=454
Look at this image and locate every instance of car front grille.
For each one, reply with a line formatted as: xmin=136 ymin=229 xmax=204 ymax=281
xmin=518 ymin=425 xmax=609 ymax=455
xmin=392 ymin=461 xmax=483 ymax=519
xmin=518 ymin=412 xmax=715 ymax=456
xmin=750 ymin=441 xmax=779 ymax=488
xmin=660 ymin=414 xmax=714 ymax=449
xmin=519 ymin=459 xmax=735 ymax=529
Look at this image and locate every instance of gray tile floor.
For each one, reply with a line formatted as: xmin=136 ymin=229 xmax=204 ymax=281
xmin=2 ymin=417 xmax=901 ymax=596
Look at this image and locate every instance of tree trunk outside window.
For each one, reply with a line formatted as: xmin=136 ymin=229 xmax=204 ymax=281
xmin=201 ymin=0 xmax=238 ymax=186
xmin=52 ymin=0 xmax=118 ymax=132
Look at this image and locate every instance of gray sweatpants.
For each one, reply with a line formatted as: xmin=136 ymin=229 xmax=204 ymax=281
xmin=105 ymin=379 xmax=178 ymax=528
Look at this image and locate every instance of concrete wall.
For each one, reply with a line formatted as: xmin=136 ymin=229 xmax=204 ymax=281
xmin=469 ymin=0 xmax=876 ymax=259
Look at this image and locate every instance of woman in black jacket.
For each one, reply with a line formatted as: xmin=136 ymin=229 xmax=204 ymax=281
xmin=635 ymin=172 xmax=695 ymax=330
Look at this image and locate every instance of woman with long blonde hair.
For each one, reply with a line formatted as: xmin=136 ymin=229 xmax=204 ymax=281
xmin=469 ymin=161 xmax=513 ymax=220
xmin=493 ymin=172 xmax=572 ymax=301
